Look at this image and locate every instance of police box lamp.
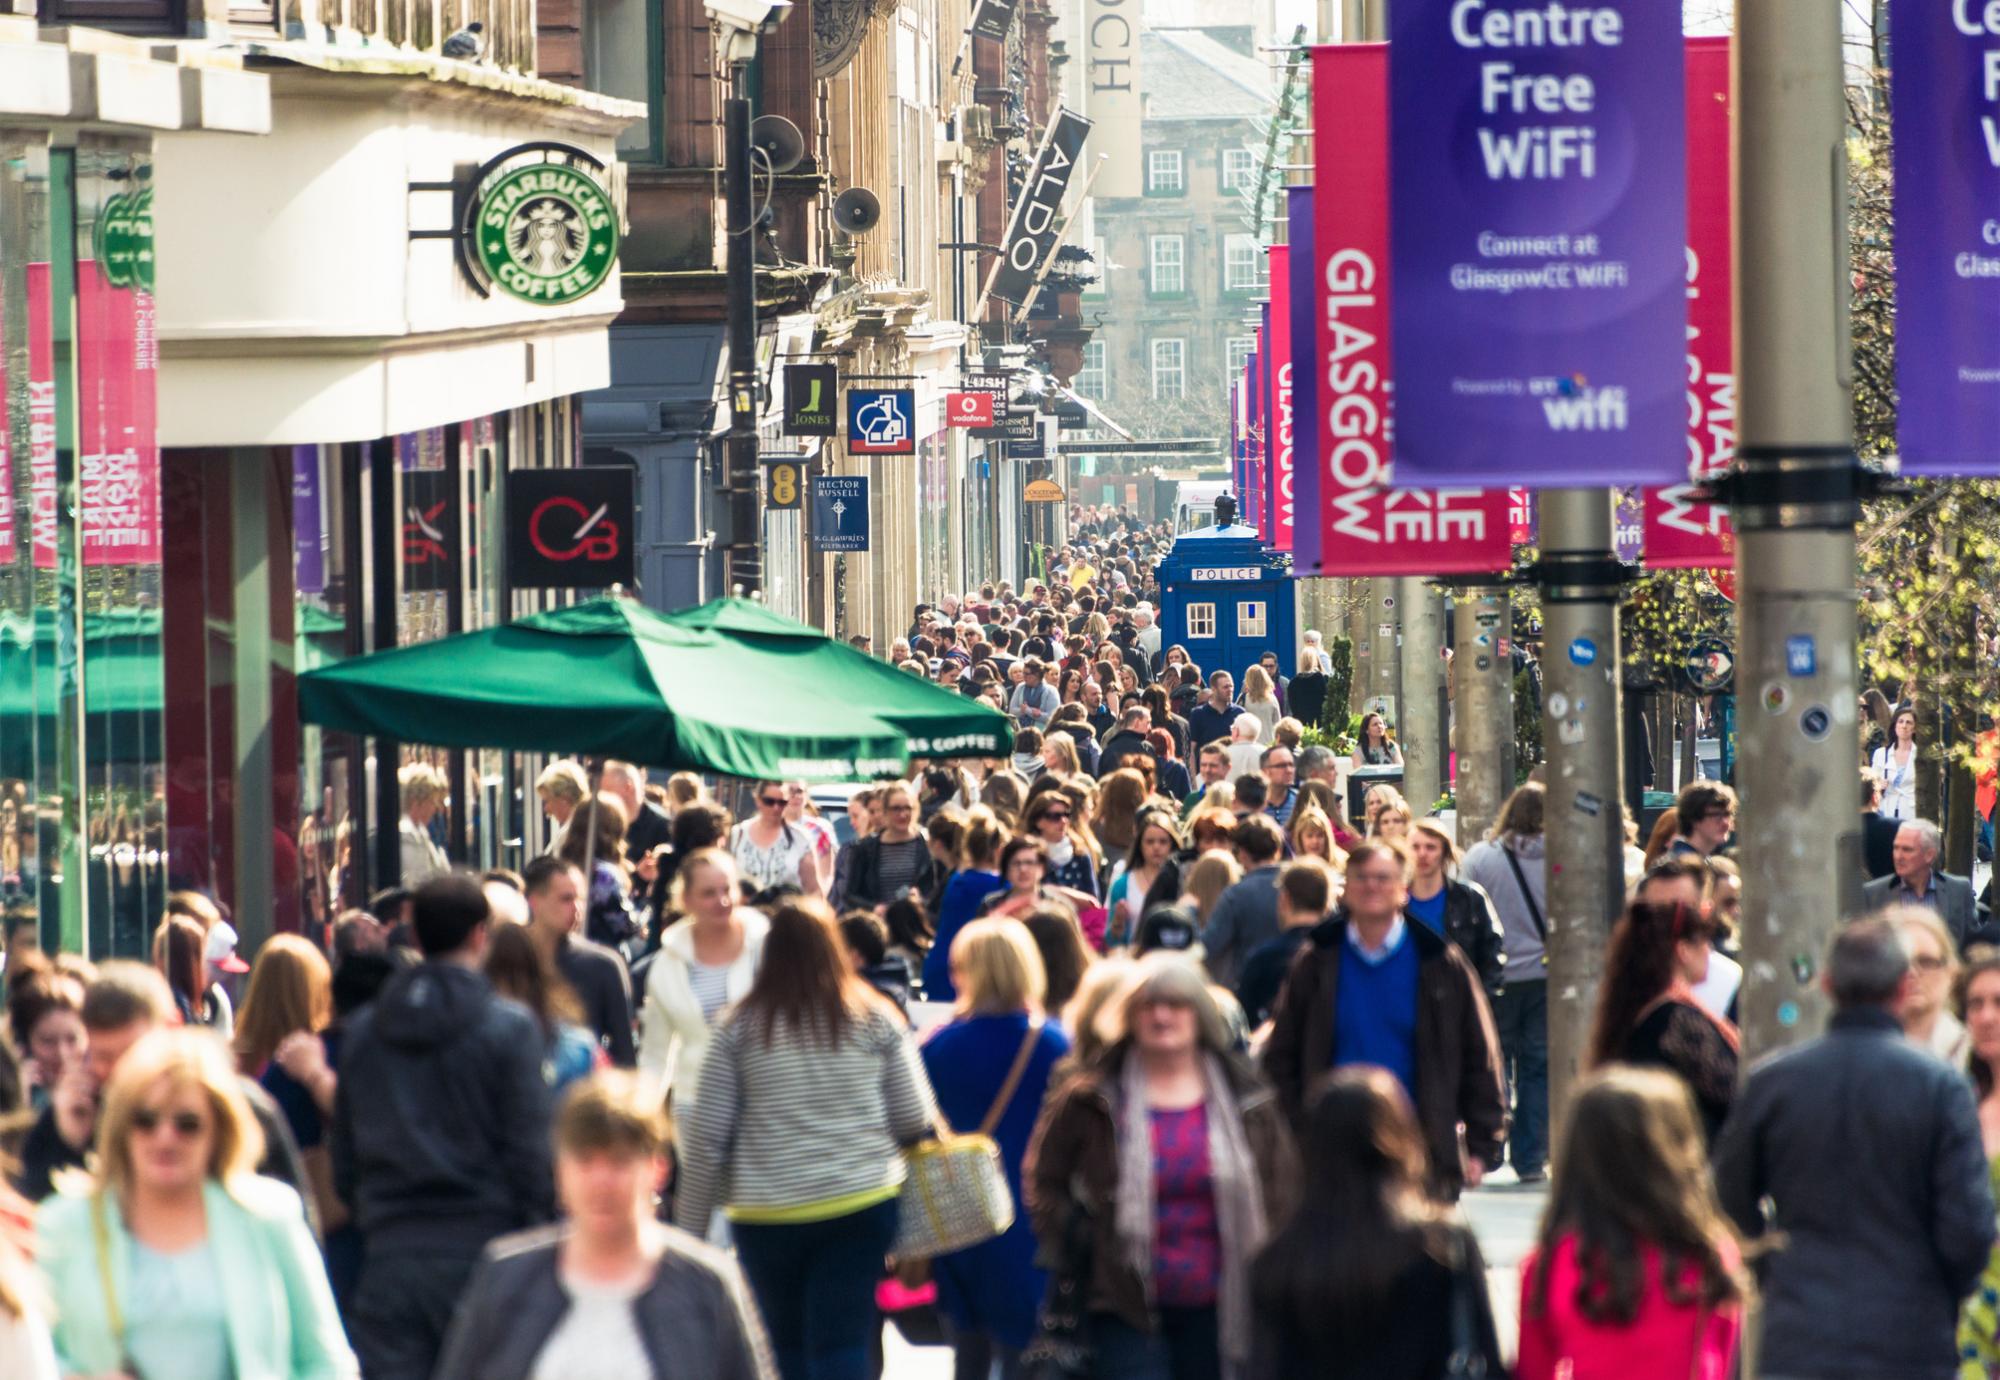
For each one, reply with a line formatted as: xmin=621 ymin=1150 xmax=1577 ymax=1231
xmin=706 ymin=0 xmax=789 ymax=62
xmin=1215 ymin=493 xmax=1239 ymax=528
xmin=832 ymin=187 xmax=882 ymax=236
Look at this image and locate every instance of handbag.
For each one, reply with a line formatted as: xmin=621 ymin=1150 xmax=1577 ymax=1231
xmin=91 ymin=1191 xmax=143 ymax=1379
xmin=1020 ymin=1196 xmax=1095 ymax=1380
xmin=1443 ymin=1233 xmax=1488 ymax=1379
xmin=891 ymin=1019 xmax=1041 ymax=1260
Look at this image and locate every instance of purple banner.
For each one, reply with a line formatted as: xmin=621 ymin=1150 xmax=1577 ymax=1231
xmin=1245 ymin=346 xmax=1262 ymax=530
xmin=292 ymin=444 xmax=326 ymax=594
xmin=1892 ymin=1 xmax=2000 ymax=474
xmin=1388 ymin=0 xmax=1686 ymax=489
xmin=1288 ymin=186 xmax=1319 ymax=571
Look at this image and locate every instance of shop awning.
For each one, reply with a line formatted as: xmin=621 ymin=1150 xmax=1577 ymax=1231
xmin=295 ymin=596 xmax=1012 ymax=781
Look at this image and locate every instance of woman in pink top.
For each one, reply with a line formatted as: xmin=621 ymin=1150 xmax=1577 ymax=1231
xmin=1518 ymin=1066 xmax=1749 ymax=1380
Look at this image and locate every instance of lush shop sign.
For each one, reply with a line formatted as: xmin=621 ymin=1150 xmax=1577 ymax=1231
xmin=456 ymin=144 xmax=620 ymax=306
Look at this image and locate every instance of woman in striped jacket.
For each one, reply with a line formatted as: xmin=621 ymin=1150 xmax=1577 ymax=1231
xmin=675 ymin=898 xmax=939 ymax=1380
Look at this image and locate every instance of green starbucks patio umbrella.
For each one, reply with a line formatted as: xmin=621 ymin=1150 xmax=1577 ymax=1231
xmin=296 ymin=596 xmax=1011 ymax=781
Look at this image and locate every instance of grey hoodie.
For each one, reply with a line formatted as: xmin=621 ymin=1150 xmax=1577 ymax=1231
xmin=1460 ymin=833 xmax=1546 ymax=983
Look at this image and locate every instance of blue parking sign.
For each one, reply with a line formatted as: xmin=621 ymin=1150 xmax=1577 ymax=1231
xmin=811 ymin=476 xmax=870 ymax=551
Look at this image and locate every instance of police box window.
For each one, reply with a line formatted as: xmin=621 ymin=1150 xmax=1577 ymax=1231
xmin=1187 ymin=603 xmax=1216 ymax=639
xmin=1239 ymin=602 xmax=1267 ymax=639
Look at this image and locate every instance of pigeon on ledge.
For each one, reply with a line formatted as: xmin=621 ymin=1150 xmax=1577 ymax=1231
xmin=440 ymin=20 xmax=484 ymax=58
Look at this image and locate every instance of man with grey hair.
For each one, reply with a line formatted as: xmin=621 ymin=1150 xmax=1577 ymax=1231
xmin=1714 ymin=917 xmax=1994 ymax=1380
xmin=1863 ymin=816 xmax=1977 ymax=949
xmin=1296 ymin=743 xmax=1338 ymax=788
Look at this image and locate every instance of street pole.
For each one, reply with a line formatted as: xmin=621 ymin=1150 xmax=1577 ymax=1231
xmin=1537 ymin=487 xmax=1626 ymax=1132
xmin=723 ymin=70 xmax=762 ymax=595
xmin=1729 ymin=0 xmax=1863 ymax=1058
xmin=1452 ymin=583 xmax=1514 ymax=846
xmin=1398 ymin=576 xmax=1444 ymax=813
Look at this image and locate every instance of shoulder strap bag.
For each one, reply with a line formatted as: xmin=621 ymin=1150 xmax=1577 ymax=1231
xmin=891 ymin=1020 xmax=1042 ymax=1261
xmin=1443 ymin=1233 xmax=1489 ymax=1379
xmin=1502 ymin=843 xmax=1547 ymax=943
xmin=91 ymin=1191 xmax=141 ymax=1378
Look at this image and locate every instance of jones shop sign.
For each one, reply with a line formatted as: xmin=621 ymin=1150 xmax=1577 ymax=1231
xmin=457 ymin=144 xmax=621 ymax=306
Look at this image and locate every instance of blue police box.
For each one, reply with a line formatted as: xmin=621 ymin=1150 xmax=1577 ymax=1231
xmin=1157 ymin=517 xmax=1294 ymax=687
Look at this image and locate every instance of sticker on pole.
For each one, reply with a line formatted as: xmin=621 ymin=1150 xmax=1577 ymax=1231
xmin=1761 ymin=682 xmax=1790 ymax=715
xmin=1568 ymin=637 xmax=1597 ymax=667
xmin=1799 ymin=704 xmax=1832 ymax=742
xmin=1785 ymin=635 xmax=1816 ymax=677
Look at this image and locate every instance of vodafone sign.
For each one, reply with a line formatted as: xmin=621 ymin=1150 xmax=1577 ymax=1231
xmin=947 ymin=391 xmax=997 ymax=428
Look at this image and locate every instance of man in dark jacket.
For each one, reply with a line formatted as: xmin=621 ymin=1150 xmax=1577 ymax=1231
xmin=1097 ymin=705 xmax=1155 ymax=779
xmin=12 ymin=961 xmax=312 ymax=1217
xmin=1860 ymin=768 xmax=1900 ymax=882
xmin=332 ymin=873 xmax=556 ymax=1380
xmin=523 ymin=856 xmax=635 ymax=1066
xmin=1261 ymin=838 xmax=1506 ymax=1199
xmin=1714 ymin=916 xmax=1995 ymax=1380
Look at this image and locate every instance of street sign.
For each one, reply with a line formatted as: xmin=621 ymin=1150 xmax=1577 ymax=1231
xmin=1683 ymin=636 xmax=1735 ymax=696
xmin=506 ymin=466 xmax=636 ymax=588
xmin=782 ymin=364 xmax=838 ymax=436
xmin=811 ymin=476 xmax=870 ymax=551
xmin=979 ymin=408 xmax=1039 ymax=442
xmin=764 ymin=458 xmax=804 ymax=510
xmin=946 ymin=391 xmax=996 ymax=428
xmin=1010 ymin=422 xmax=1047 ymax=460
xmin=1023 ymin=478 xmax=1065 ymax=502
xmin=845 ymin=388 xmax=914 ymax=455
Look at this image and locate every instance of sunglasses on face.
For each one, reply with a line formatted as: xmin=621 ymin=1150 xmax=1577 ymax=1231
xmin=759 ymin=796 xmax=786 ymax=808
xmin=1042 ymin=811 xmax=1071 ymax=823
xmin=132 ymin=1107 xmax=207 ymax=1139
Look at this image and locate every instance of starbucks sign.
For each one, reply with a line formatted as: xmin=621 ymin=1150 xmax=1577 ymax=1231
xmin=457 ymin=144 xmax=620 ymax=306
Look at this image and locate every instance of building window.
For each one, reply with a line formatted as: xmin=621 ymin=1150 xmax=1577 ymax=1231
xmin=1085 ymin=235 xmax=1108 ymax=297
xmin=1149 ymin=235 xmax=1185 ymax=295
xmin=1221 ymin=147 xmax=1256 ymax=191
xmin=585 ymin=0 xmax=658 ymax=160
xmin=1151 ymin=339 xmax=1186 ymax=399
xmin=1224 ymin=233 xmax=1263 ymax=293
xmin=1147 ymin=149 xmax=1185 ymax=194
xmin=1076 ymin=340 xmax=1107 ymax=399
xmin=1187 ymin=603 xmax=1216 ymax=638
xmin=1238 ymin=602 xmax=1267 ymax=638
xmin=1227 ymin=336 xmax=1256 ymax=375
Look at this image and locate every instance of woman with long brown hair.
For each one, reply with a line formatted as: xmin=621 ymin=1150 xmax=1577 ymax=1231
xmin=1518 ymin=1067 xmax=1748 ymax=1380
xmin=1092 ymin=767 xmax=1151 ymax=877
xmin=674 ymin=899 xmax=939 ymax=1380
xmin=485 ymin=920 xmax=602 ymax=1092
xmin=1250 ymin=1067 xmax=1501 ymax=1379
xmin=1587 ymin=900 xmax=1740 ymax=1144
xmin=232 ymin=934 xmax=333 ymax=1077
xmin=153 ymin=912 xmax=227 ymax=1032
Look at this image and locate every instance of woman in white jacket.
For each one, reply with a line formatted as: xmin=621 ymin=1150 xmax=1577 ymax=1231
xmin=638 ymin=847 xmax=770 ymax=1113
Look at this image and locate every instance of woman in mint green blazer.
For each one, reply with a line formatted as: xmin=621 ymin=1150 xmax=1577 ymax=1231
xmin=34 ymin=1027 xmax=356 ymax=1380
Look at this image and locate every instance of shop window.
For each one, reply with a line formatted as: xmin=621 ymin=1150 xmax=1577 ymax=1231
xmin=1187 ymin=603 xmax=1216 ymax=638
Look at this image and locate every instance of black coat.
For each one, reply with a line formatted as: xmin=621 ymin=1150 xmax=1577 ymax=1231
xmin=331 ymin=962 xmax=556 ymax=1254
xmin=1413 ymin=880 xmax=1506 ymax=995
xmin=1860 ymin=810 xmax=1900 ymax=882
xmin=1098 ymin=728 xmax=1154 ymax=779
xmin=1714 ymin=1008 xmax=1995 ymax=1380
xmin=840 ymin=831 xmax=949 ymax=912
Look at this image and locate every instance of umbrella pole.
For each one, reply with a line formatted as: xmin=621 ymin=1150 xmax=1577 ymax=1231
xmin=580 ymin=761 xmax=602 ymax=902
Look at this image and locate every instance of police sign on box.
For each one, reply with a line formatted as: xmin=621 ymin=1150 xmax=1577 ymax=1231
xmin=1388 ymin=0 xmax=1686 ymax=490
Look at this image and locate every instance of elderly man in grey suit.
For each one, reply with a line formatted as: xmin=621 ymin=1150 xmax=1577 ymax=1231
xmin=1862 ymin=817 xmax=1977 ymax=949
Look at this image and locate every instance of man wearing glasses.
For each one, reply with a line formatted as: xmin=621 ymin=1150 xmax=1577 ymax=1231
xmin=1261 ymin=744 xmax=1297 ymax=826
xmin=1668 ymin=780 xmax=1738 ymax=859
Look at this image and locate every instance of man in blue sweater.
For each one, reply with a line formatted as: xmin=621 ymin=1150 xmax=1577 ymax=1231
xmin=1185 ymin=670 xmax=1238 ymax=755
xmin=1260 ymin=838 xmax=1505 ymax=1199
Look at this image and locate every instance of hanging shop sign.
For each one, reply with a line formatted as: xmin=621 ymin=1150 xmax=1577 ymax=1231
xmin=1890 ymin=0 xmax=2000 ymax=473
xmin=1010 ymin=418 xmax=1048 ymax=460
xmin=1643 ymin=37 xmax=1735 ymax=567
xmin=456 ymin=144 xmax=620 ymax=306
xmin=77 ymin=261 xmax=161 ymax=568
xmin=1084 ymin=0 xmax=1141 ymax=197
xmin=1288 ymin=186 xmax=1321 ymax=570
xmin=764 ymin=458 xmax=805 ymax=510
xmin=985 ymin=110 xmax=1094 ymax=307
xmin=946 ymin=390 xmax=996 ymax=428
xmin=1266 ymin=244 xmax=1295 ymax=551
xmin=1024 ymin=478 xmax=1066 ymax=502
xmin=970 ymin=0 xmax=1018 ymax=43
xmin=846 ymin=388 xmax=916 ymax=454
xmin=1307 ymin=44 xmax=1511 ymax=577
xmin=783 ymin=364 xmax=839 ymax=436
xmin=506 ymin=467 xmax=636 ymax=588
xmin=811 ymin=475 xmax=871 ymax=551
xmin=1387 ymin=2 xmax=1686 ymax=489
xmin=94 ymin=187 xmax=155 ymax=292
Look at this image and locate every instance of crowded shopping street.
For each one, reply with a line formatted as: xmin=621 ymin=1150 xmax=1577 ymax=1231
xmin=11 ymin=0 xmax=2000 ymax=1378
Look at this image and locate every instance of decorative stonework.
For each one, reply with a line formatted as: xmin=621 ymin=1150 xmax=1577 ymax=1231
xmin=813 ymin=0 xmax=895 ymax=79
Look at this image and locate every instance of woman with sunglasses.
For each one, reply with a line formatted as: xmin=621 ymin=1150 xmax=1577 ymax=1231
xmin=730 ymin=780 xmax=820 ymax=898
xmin=36 ymin=1027 xmax=355 ymax=1378
xmin=1023 ymin=792 xmax=1099 ymax=899
xmin=1586 ymin=900 xmax=1740 ymax=1144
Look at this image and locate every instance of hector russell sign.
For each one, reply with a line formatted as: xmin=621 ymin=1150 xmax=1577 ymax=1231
xmin=1388 ymin=0 xmax=1685 ymax=489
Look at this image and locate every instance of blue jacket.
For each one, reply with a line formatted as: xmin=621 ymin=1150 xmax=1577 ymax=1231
xmin=38 ymin=1177 xmax=356 ymax=1379
xmin=926 ymin=870 xmax=1010 ymax=1001
xmin=920 ymin=1013 xmax=1071 ymax=1348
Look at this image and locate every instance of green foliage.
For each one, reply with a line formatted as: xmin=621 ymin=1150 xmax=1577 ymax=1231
xmin=1324 ymin=633 xmax=1353 ymax=731
xmin=1513 ymin=667 xmax=1542 ymax=782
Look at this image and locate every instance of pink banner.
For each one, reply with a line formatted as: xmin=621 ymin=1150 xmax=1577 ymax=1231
xmin=28 ymin=264 xmax=56 ymax=571
xmin=1643 ymin=37 xmax=1735 ymax=569
xmin=1267 ymin=244 xmax=1295 ymax=551
xmin=77 ymin=263 xmax=161 ymax=567
xmin=0 ymin=271 xmax=12 ymax=563
xmin=1308 ymin=44 xmax=1509 ymax=576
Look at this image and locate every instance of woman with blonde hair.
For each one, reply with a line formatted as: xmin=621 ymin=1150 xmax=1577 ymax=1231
xmin=1240 ymin=665 xmax=1281 ymax=744
xmin=1366 ymin=786 xmax=1412 ymax=843
xmin=921 ymin=921 xmax=1073 ymax=1379
xmin=1025 ymin=956 xmax=1299 ymax=1378
xmin=927 ymin=806 xmax=1013 ymax=1001
xmin=233 ymin=935 xmax=333 ymax=1077
xmin=662 ymin=770 xmax=706 ymax=817
xmin=1286 ymin=804 xmax=1345 ymax=869
xmin=1062 ymin=956 xmax=1139 ymax=1067
xmin=399 ymin=761 xmax=451 ymax=885
xmin=638 ymin=847 xmax=769 ymax=1112
xmin=35 ymin=1027 xmax=356 ymax=1378
xmin=1182 ymin=851 xmax=1244 ymax=926
xmin=1042 ymin=731 xmax=1085 ymax=783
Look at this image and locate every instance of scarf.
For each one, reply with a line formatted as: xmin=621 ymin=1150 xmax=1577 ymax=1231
xmin=1046 ymin=836 xmax=1076 ymax=867
xmin=1114 ymin=1053 xmax=1269 ymax=1377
